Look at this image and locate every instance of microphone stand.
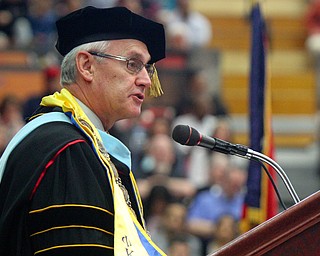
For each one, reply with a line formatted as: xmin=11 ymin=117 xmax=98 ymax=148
xmin=171 ymin=124 xmax=301 ymax=205
xmin=244 ymin=149 xmax=301 ymax=204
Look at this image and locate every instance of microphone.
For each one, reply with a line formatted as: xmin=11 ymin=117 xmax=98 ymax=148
xmin=172 ymin=124 xmax=249 ymax=157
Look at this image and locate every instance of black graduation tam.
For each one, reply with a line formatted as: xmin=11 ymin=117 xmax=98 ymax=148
xmin=55 ymin=6 xmax=166 ymax=64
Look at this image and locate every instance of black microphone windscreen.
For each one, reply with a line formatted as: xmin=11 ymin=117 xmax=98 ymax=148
xmin=172 ymin=125 xmax=200 ymax=146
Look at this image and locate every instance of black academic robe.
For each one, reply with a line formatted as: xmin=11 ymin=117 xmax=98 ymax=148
xmin=0 ymin=114 xmax=142 ymax=255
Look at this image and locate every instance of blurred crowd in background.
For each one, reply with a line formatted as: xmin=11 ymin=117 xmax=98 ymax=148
xmin=0 ymin=0 xmax=254 ymax=255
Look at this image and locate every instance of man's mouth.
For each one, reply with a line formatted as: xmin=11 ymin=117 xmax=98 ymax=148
xmin=133 ymin=93 xmax=144 ymax=101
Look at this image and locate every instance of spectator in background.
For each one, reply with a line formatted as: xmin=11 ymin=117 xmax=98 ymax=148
xmin=165 ymin=19 xmax=190 ymax=52
xmin=138 ymin=133 xmax=176 ymax=179
xmin=186 ymin=159 xmax=247 ymax=253
xmin=175 ymin=69 xmax=228 ymax=117
xmin=204 ymin=153 xmax=230 ymax=192
xmin=0 ymin=95 xmax=24 ymax=155
xmin=23 ymin=65 xmax=61 ymax=119
xmin=159 ymin=0 xmax=212 ymax=50
xmin=110 ymin=105 xmax=175 ymax=172
xmin=0 ymin=31 xmax=9 ymax=49
xmin=305 ymin=0 xmax=320 ymax=55
xmin=144 ymin=185 xmax=173 ymax=236
xmin=149 ymin=201 xmax=202 ymax=255
xmin=305 ymin=0 xmax=320 ymax=32
xmin=206 ymin=214 xmax=239 ymax=254
xmin=212 ymin=118 xmax=233 ymax=142
xmin=148 ymin=115 xmax=172 ymax=136
xmin=168 ymin=234 xmax=191 ymax=256
xmin=27 ymin=0 xmax=58 ymax=55
xmin=136 ymin=133 xmax=196 ymax=200
xmin=0 ymin=0 xmax=31 ymax=48
xmin=172 ymin=93 xmax=219 ymax=189
xmin=140 ymin=0 xmax=162 ymax=20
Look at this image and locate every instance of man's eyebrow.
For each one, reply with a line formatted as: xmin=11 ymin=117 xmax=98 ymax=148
xmin=127 ymin=51 xmax=150 ymax=63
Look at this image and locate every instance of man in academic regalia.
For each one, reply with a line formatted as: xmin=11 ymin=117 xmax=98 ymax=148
xmin=0 ymin=6 xmax=166 ymax=256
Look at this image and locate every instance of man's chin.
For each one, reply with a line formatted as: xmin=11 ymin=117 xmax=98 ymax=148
xmin=125 ymin=108 xmax=142 ymax=120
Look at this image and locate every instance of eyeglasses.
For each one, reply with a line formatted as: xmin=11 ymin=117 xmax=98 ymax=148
xmin=89 ymin=51 xmax=155 ymax=79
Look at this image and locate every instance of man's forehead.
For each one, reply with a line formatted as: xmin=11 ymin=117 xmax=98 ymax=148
xmin=109 ymin=39 xmax=151 ymax=59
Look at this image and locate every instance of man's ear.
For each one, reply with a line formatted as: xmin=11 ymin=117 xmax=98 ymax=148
xmin=76 ymin=51 xmax=94 ymax=82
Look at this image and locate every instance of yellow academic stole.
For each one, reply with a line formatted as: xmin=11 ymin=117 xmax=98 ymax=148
xmin=41 ymin=88 xmax=166 ymax=255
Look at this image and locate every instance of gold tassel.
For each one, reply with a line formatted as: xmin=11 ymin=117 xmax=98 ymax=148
xmin=148 ymin=65 xmax=163 ymax=97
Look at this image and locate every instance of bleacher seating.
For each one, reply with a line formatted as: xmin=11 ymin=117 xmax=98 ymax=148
xmin=0 ymin=50 xmax=33 ymax=67
xmin=0 ymin=1 xmax=318 ymax=148
xmin=192 ymin=0 xmax=318 ymax=148
xmin=0 ymin=50 xmax=44 ymax=103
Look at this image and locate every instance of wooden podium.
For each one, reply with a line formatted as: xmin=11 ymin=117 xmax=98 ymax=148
xmin=208 ymin=191 xmax=320 ymax=255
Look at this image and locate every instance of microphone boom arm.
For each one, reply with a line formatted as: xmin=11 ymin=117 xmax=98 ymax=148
xmin=241 ymin=149 xmax=301 ymax=204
